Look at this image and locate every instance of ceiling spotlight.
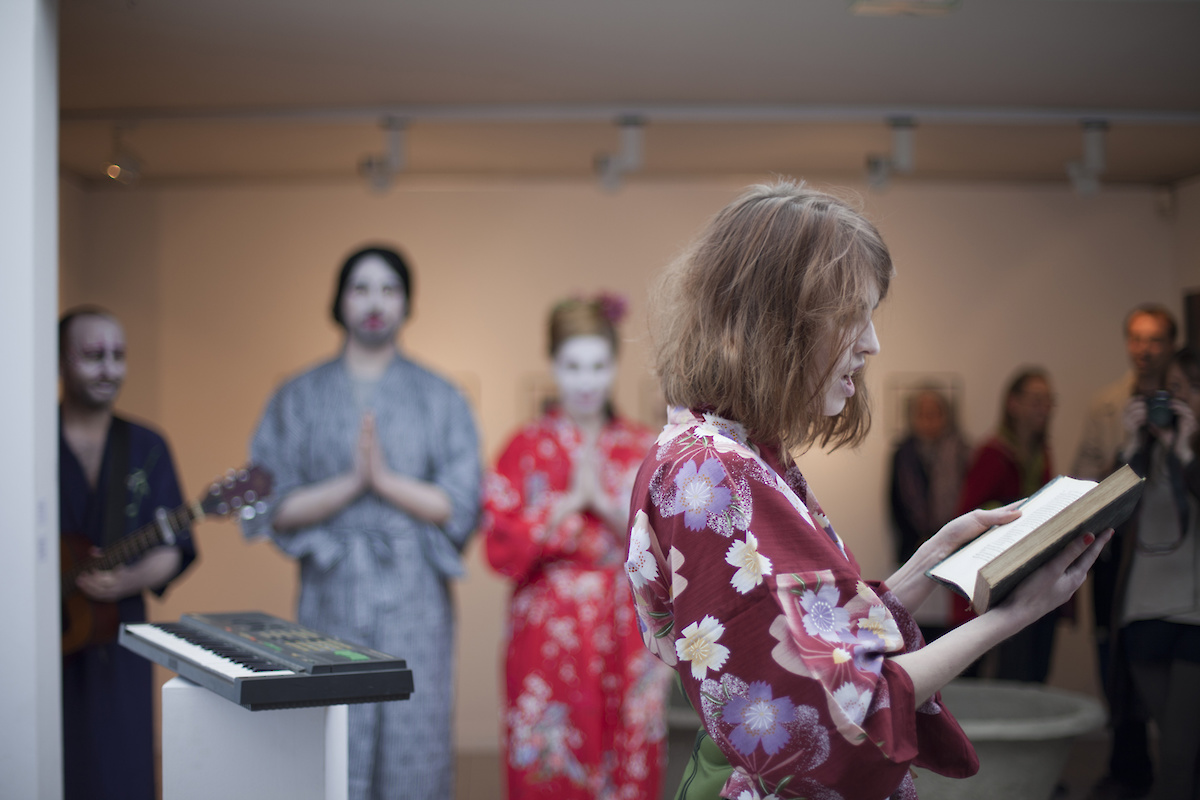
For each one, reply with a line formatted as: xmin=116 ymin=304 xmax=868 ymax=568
xmin=105 ymin=126 xmax=141 ymax=185
xmin=866 ymin=155 xmax=892 ymax=190
xmin=1067 ymin=120 xmax=1108 ymax=197
xmin=865 ymin=117 xmax=916 ymax=190
xmin=889 ymin=117 xmax=916 ymax=175
xmin=850 ymin=0 xmax=961 ymax=16
xmin=359 ymin=117 xmax=406 ymax=193
xmin=595 ymin=116 xmax=645 ymax=192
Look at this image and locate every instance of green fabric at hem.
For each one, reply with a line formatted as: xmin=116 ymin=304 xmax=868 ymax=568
xmin=675 ymin=727 xmax=734 ymax=800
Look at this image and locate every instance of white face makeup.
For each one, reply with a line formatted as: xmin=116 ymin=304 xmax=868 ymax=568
xmin=553 ymin=335 xmax=617 ymax=422
xmin=820 ymin=296 xmax=881 ymax=417
xmin=62 ymin=315 xmax=127 ymax=410
xmin=340 ymin=255 xmax=407 ymax=348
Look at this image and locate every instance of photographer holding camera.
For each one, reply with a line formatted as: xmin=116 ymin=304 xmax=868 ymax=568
xmin=1074 ymin=304 xmax=1177 ymax=799
xmin=1111 ymin=348 xmax=1200 ymax=800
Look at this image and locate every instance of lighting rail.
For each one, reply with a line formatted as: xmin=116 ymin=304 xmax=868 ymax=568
xmin=61 ymin=104 xmax=1200 ymax=127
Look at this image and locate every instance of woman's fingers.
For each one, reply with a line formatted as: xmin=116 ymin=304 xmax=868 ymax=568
xmin=936 ymin=504 xmax=1023 ymax=550
xmin=1064 ymin=527 xmax=1113 ymax=575
xmin=1007 ymin=528 xmax=1113 ymax=617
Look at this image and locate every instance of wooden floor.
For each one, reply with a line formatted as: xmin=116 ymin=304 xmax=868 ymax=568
xmin=454 ymin=725 xmax=1114 ymax=800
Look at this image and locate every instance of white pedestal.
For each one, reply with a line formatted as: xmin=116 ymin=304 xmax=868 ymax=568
xmin=162 ymin=677 xmax=348 ymax=800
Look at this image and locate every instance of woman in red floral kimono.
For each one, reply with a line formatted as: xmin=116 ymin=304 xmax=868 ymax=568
xmin=625 ymin=181 xmax=1112 ymax=800
xmin=484 ymin=295 xmax=673 ymax=800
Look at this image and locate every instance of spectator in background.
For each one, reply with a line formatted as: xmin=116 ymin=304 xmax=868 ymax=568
xmin=889 ymin=386 xmax=971 ymax=641
xmin=957 ymin=367 xmax=1062 ymax=682
xmin=1111 ymin=347 xmax=1200 ymax=800
xmin=1075 ymin=304 xmax=1176 ymax=800
xmin=890 ymin=387 xmax=971 ymax=564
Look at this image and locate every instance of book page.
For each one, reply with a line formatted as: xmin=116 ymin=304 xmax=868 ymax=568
xmin=927 ymin=475 xmax=1096 ymax=592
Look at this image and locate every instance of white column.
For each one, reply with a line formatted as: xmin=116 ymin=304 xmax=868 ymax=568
xmin=0 ymin=0 xmax=61 ymax=798
xmin=161 ymin=678 xmax=348 ymax=800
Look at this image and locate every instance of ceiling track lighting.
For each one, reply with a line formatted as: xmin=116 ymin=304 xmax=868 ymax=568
xmin=1067 ymin=120 xmax=1108 ymax=197
xmin=849 ymin=0 xmax=961 ymax=17
xmin=105 ymin=125 xmax=141 ymax=186
xmin=359 ymin=117 xmax=407 ymax=193
xmin=865 ymin=116 xmax=917 ymax=190
xmin=595 ymin=116 xmax=645 ymax=192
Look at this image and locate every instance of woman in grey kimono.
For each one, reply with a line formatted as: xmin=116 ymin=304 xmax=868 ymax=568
xmin=243 ymin=245 xmax=482 ymax=800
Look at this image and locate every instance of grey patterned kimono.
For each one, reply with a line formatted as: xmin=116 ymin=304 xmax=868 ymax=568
xmin=243 ymin=354 xmax=482 ymax=800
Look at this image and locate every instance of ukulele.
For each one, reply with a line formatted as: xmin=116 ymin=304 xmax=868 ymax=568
xmin=61 ymin=464 xmax=273 ymax=656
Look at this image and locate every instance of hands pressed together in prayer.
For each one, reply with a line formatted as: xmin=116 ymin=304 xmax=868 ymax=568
xmin=272 ymin=412 xmax=452 ymax=531
xmin=353 ymin=413 xmax=394 ymax=495
xmin=548 ymin=434 xmax=628 ymax=536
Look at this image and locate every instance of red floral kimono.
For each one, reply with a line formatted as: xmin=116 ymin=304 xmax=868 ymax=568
xmin=484 ymin=410 xmax=672 ymax=800
xmin=625 ymin=408 xmax=978 ymax=800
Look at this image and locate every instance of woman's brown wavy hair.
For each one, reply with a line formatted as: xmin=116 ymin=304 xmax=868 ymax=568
xmin=651 ymin=180 xmax=893 ymax=458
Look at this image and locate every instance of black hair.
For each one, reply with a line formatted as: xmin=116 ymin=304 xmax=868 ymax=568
xmin=330 ymin=245 xmax=413 ymax=329
xmin=58 ymin=305 xmax=117 ymax=361
xmin=1171 ymin=346 xmax=1200 ymax=384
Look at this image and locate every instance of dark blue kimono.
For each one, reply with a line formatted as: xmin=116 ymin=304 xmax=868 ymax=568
xmin=60 ymin=414 xmax=197 ymax=800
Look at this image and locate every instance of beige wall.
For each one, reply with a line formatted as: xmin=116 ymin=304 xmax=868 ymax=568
xmin=61 ymin=175 xmax=1185 ymax=752
xmin=1174 ymin=178 xmax=1200 ymax=293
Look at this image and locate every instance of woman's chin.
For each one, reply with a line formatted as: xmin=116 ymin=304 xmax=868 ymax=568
xmin=823 ymin=397 xmax=848 ymax=417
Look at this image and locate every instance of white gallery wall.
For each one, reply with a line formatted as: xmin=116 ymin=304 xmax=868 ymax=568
xmin=59 ymin=175 xmax=1191 ymax=752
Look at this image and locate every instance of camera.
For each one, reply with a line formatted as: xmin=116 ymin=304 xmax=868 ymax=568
xmin=1146 ymin=390 xmax=1176 ymax=429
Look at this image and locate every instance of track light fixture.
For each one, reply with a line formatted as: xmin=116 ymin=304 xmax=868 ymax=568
xmin=850 ymin=0 xmax=961 ymax=16
xmin=105 ymin=125 xmax=141 ymax=185
xmin=1067 ymin=120 xmax=1107 ymax=197
xmin=359 ymin=117 xmax=407 ymax=193
xmin=865 ymin=117 xmax=916 ymax=190
xmin=595 ymin=116 xmax=645 ymax=192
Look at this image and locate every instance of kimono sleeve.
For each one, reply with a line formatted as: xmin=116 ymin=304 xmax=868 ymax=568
xmin=240 ymin=383 xmax=338 ymax=565
xmin=140 ymin=429 xmax=197 ymax=595
xmin=428 ymin=386 xmax=483 ymax=551
xmin=630 ymin=446 xmax=974 ymax=800
xmin=482 ymin=427 xmax=563 ymax=583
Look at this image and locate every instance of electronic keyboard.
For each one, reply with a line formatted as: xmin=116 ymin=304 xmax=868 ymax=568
xmin=119 ymin=611 xmax=414 ymax=711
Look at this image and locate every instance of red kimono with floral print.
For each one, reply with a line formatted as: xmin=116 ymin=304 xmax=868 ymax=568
xmin=625 ymin=408 xmax=978 ymax=800
xmin=484 ymin=410 xmax=673 ymax=800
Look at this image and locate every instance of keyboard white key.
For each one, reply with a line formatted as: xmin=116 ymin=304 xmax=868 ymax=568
xmin=124 ymin=623 xmax=295 ymax=680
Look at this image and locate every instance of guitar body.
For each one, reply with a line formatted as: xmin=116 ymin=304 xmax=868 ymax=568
xmin=61 ymin=533 xmax=120 ymax=656
xmin=58 ymin=464 xmax=272 ymax=657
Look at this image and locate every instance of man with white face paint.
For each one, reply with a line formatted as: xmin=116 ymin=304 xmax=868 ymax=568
xmin=58 ymin=307 xmax=197 ymax=800
xmin=243 ymin=246 xmax=481 ymax=800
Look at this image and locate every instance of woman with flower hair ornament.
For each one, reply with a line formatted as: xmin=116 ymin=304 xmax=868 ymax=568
xmin=483 ymin=294 xmax=673 ymax=800
xmin=625 ymin=181 xmax=1112 ymax=800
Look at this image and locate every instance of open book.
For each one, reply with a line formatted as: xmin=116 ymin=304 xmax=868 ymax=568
xmin=927 ymin=464 xmax=1144 ymax=614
